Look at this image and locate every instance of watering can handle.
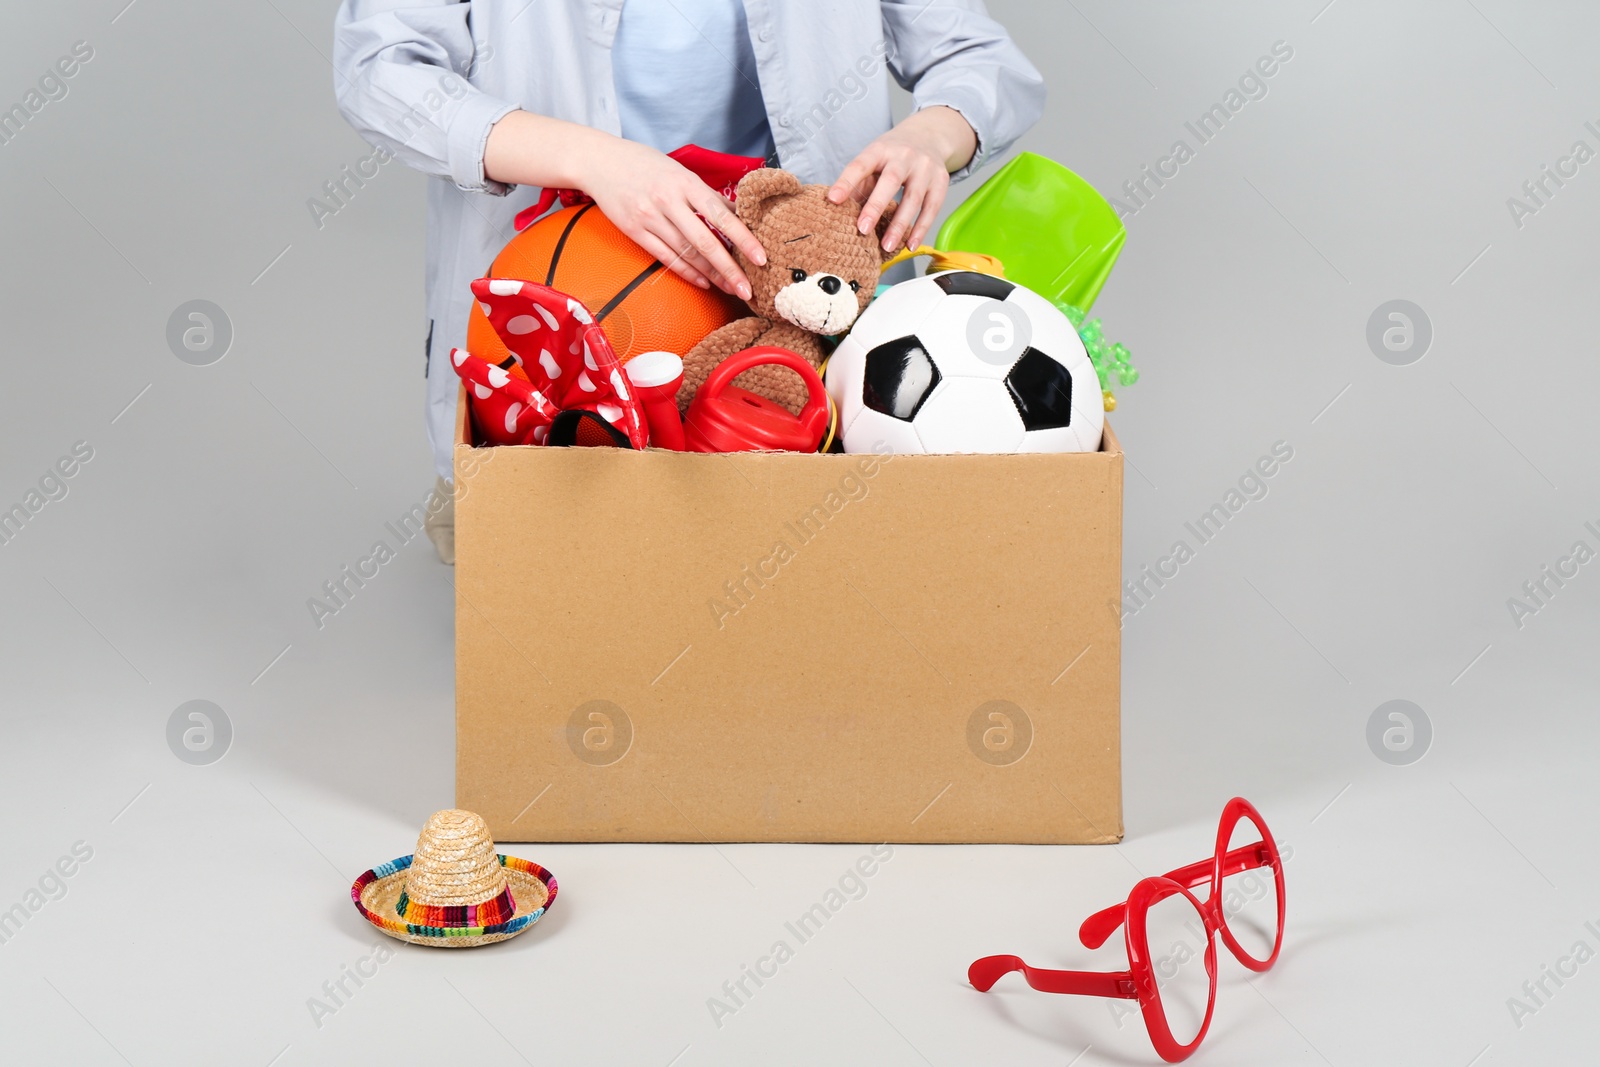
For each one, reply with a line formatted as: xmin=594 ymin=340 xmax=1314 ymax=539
xmin=702 ymin=346 xmax=830 ymax=442
xmin=881 ymin=245 xmax=1005 ymax=277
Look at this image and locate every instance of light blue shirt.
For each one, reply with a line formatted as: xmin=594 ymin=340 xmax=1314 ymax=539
xmin=612 ymin=0 xmax=776 ymax=162
xmin=333 ymin=0 xmax=1045 ymax=479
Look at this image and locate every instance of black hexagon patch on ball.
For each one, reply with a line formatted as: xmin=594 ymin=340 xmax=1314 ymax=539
xmin=933 ymin=271 xmax=1016 ymax=301
xmin=862 ymin=335 xmax=942 ymax=421
xmin=1004 ymin=347 xmax=1074 ymax=430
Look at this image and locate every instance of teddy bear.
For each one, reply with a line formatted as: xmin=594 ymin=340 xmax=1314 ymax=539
xmin=679 ymin=168 xmax=893 ymax=415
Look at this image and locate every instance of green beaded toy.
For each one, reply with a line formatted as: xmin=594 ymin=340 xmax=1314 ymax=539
xmin=1056 ymin=301 xmax=1140 ymax=412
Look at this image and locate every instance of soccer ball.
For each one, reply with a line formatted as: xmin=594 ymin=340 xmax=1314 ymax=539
xmin=825 ymin=270 xmax=1105 ymax=454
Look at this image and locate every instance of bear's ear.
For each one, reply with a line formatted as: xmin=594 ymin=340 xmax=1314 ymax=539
xmin=735 ymin=168 xmax=803 ymax=231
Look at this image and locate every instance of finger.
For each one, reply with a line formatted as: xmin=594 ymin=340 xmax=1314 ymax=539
xmin=857 ymin=162 xmax=908 ymax=237
xmin=840 ymin=164 xmax=880 ymax=207
xmin=674 ymin=242 xmax=725 ymax=289
xmin=829 ymin=144 xmax=884 ymax=206
xmin=635 ymin=228 xmax=711 ymax=289
xmin=883 ymin=172 xmax=930 ymax=252
xmin=665 ymin=210 xmax=744 ymax=297
xmin=696 ymin=191 xmax=767 ymax=266
xmin=641 ymin=214 xmax=728 ymax=292
xmin=663 ymin=238 xmax=724 ymax=293
xmin=908 ymin=172 xmax=950 ymax=250
xmin=653 ymin=225 xmax=733 ymax=291
xmin=669 ymin=203 xmax=751 ymax=300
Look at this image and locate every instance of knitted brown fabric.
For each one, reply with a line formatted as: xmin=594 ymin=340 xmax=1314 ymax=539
xmin=680 ymin=169 xmax=893 ymax=415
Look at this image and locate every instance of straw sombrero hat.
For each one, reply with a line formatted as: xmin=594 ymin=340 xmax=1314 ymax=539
xmin=351 ymin=809 xmax=557 ymax=948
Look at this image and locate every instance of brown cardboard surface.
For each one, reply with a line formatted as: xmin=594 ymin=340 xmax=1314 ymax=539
xmin=455 ymin=391 xmax=1123 ymax=843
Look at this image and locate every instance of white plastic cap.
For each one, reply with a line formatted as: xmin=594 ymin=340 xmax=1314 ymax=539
xmin=624 ymin=350 xmax=684 ymax=390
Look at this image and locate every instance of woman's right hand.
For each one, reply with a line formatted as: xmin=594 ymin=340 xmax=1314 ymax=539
xmin=485 ymin=110 xmax=766 ymax=299
xmin=579 ymin=137 xmax=766 ymax=300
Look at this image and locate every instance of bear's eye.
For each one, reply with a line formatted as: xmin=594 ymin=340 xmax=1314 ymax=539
xmin=848 ymin=280 xmax=860 ymax=293
xmin=790 ymin=268 xmax=808 ymax=284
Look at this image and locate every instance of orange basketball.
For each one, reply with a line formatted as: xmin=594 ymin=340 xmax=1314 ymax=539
xmin=466 ymin=203 xmax=745 ymax=379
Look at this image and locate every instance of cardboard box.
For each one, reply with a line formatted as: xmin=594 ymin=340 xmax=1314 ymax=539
xmin=455 ymin=393 xmax=1123 ymax=844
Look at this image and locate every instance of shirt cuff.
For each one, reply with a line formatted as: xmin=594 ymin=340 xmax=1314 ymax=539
xmin=448 ymin=92 xmax=521 ymax=196
xmin=915 ymin=91 xmax=990 ymax=183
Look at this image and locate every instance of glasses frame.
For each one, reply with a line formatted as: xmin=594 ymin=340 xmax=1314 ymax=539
xmin=968 ymin=797 xmax=1286 ymax=1063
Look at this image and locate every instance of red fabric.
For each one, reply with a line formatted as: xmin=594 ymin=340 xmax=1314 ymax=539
xmin=449 ymin=348 xmax=560 ymax=447
xmin=668 ymin=144 xmax=769 ymax=201
xmin=453 ymin=278 xmax=647 ymax=450
xmin=512 ymin=145 xmax=768 ymax=232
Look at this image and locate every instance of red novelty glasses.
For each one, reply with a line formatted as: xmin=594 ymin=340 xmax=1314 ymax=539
xmin=969 ymin=798 xmax=1285 ymax=1062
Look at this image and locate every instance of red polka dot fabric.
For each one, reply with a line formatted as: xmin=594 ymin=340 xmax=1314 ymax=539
xmin=452 ymin=278 xmax=647 ymax=450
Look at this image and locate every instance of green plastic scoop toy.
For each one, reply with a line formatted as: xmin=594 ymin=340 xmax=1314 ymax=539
xmin=935 ymin=152 xmax=1125 ymax=313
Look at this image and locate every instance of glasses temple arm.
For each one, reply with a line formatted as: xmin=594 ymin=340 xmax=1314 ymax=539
xmin=1078 ymin=901 xmax=1132 ymax=950
xmin=1078 ymin=844 xmax=1273 ymax=950
xmin=968 ymin=955 xmax=1137 ymax=999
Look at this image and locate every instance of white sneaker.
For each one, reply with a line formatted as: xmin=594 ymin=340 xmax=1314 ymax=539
xmin=424 ymin=476 xmax=454 ymax=565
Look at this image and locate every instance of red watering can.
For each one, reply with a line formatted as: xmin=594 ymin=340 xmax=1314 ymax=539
xmin=683 ymin=347 xmax=830 ymax=453
xmin=625 ymin=346 xmax=830 ymax=453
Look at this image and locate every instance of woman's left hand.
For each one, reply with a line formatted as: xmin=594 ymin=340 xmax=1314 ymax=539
xmin=827 ymin=105 xmax=978 ymax=254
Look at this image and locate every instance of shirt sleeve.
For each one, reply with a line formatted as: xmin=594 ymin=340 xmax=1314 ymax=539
xmin=333 ymin=1 xmax=521 ymax=195
xmin=879 ymin=0 xmax=1046 ymax=182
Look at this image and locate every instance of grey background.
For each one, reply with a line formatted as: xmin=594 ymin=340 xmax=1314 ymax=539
xmin=1 ymin=1 xmax=1595 ymax=1064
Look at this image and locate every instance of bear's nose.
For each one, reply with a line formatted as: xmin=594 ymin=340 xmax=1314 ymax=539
xmin=817 ymin=275 xmax=842 ymax=295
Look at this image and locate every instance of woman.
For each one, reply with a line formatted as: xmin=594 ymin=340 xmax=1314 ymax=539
xmin=333 ymin=0 xmax=1044 ymax=561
